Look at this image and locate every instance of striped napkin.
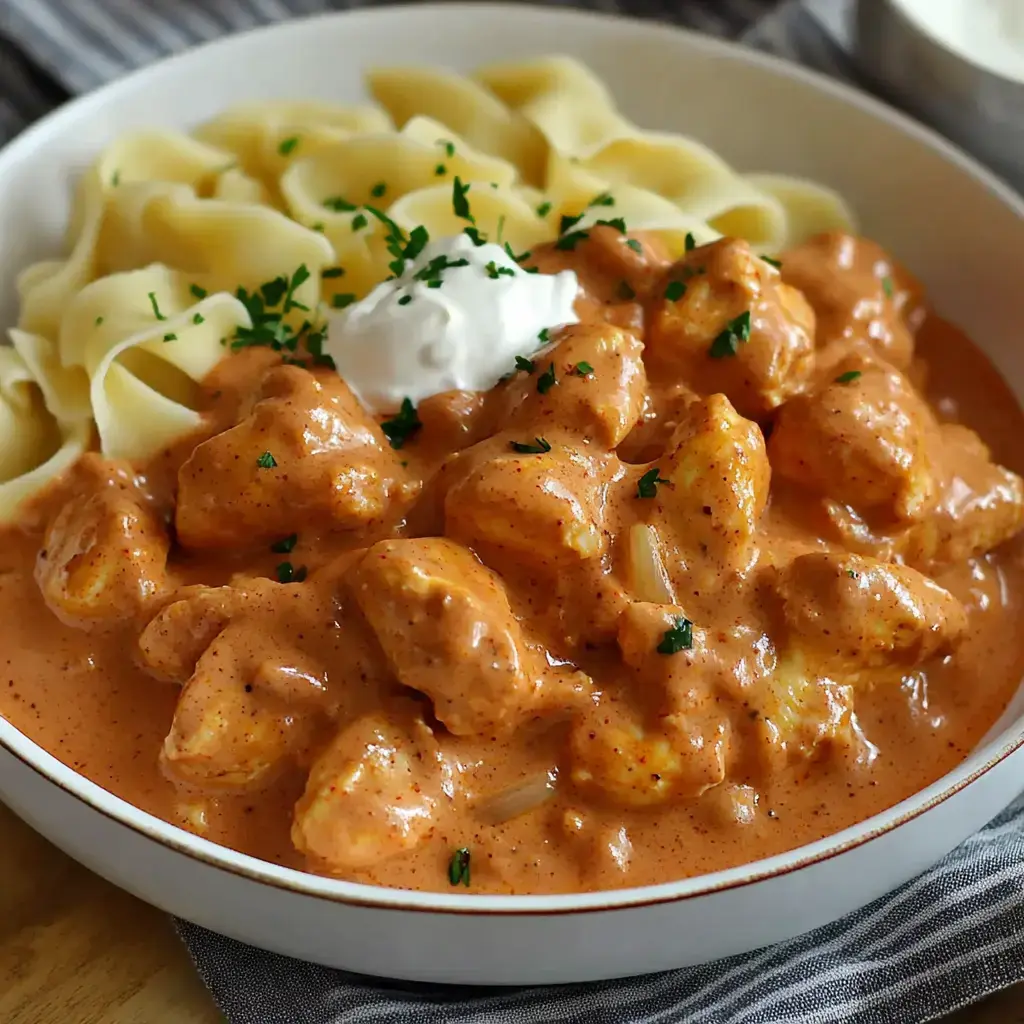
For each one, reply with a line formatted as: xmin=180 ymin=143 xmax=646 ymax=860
xmin=1 ymin=1 xmax=1023 ymax=1021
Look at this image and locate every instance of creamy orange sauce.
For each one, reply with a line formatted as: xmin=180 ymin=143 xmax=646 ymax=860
xmin=2 ymin=229 xmax=1023 ymax=895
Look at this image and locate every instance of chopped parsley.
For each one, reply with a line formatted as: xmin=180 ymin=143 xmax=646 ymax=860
xmin=708 ymin=310 xmax=752 ymax=359
xmin=664 ymin=280 xmax=687 ymax=302
xmin=323 ymin=196 xmax=357 ymax=212
xmin=271 ymin=534 xmax=298 ymax=554
xmin=452 ymin=176 xmax=474 ymax=223
xmin=882 ymin=275 xmax=895 ymax=298
xmin=572 ymin=361 xmax=594 ymax=377
xmin=685 ymin=232 xmax=696 ymax=252
xmin=538 ymin=328 xmax=550 ymax=344
xmin=657 ymin=617 xmax=693 ymax=655
xmin=440 ymin=139 xmax=455 ymax=158
xmin=163 ymin=333 xmax=177 ymax=342
xmin=589 ymin=192 xmax=615 ymax=208
xmin=398 ymin=295 xmax=412 ymax=306
xmin=370 ymin=181 xmax=387 ymax=198
xmin=761 ymin=255 xmax=782 ymax=269
xmin=510 ymin=437 xmax=552 ymax=455
xmin=555 ymin=230 xmax=589 ymax=251
xmin=485 ymin=260 xmax=515 ymax=280
xmin=596 ymin=216 xmax=627 ymax=234
xmin=537 ymin=362 xmax=557 ymax=395
xmin=559 ymin=213 xmax=584 ymax=235
xmin=192 ymin=312 xmax=205 ymax=325
xmin=464 ymin=226 xmax=487 ymax=246
xmin=835 ymin=370 xmax=862 ymax=384
xmin=94 ymin=316 xmax=104 ymax=326
xmin=625 ymin=238 xmax=643 ymax=254
xmin=448 ymin=847 xmax=470 ymax=887
xmin=536 ymin=201 xmax=552 ymax=218
xmin=190 ymin=283 xmax=207 ymax=299
xmin=637 ymin=467 xmax=669 ymax=499
xmin=413 ymin=253 xmax=468 ymax=287
xmin=515 ymin=355 xmax=535 ymax=374
xmin=278 ymin=136 xmax=299 ymax=156
xmin=380 ymin=397 xmax=421 ymax=450
xmin=332 ymin=293 xmax=357 ymax=309
xmin=276 ymin=561 xmax=307 ymax=584
xmin=435 ymin=163 xmax=446 ymax=176
xmin=256 ymin=451 xmax=277 ymax=469
xmin=322 ymin=266 xmax=346 ymax=279
xmin=148 ymin=292 xmax=166 ymax=321
xmin=846 ymin=569 xmax=859 ymax=579
xmin=351 ymin=212 xmax=368 ymax=231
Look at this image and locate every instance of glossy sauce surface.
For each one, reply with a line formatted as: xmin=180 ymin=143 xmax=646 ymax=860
xmin=3 ymin=230 xmax=1024 ymax=895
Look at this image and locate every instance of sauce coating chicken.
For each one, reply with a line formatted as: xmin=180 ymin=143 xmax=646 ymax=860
xmin=4 ymin=229 xmax=1024 ymax=895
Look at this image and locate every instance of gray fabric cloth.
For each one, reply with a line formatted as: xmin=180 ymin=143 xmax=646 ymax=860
xmin=2 ymin=1 xmax=1024 ymax=1021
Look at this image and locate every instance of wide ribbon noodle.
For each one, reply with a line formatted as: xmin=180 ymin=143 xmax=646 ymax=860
xmin=0 ymin=55 xmax=855 ymax=522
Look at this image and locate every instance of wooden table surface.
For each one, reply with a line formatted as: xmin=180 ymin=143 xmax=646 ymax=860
xmin=2 ymin=802 xmax=1023 ymax=1024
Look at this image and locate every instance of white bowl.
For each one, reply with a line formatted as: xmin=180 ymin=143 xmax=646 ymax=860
xmin=3 ymin=2 xmax=1024 ymax=987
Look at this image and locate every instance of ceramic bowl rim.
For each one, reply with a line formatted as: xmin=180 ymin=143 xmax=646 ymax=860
xmin=2 ymin=0 xmax=1024 ymax=916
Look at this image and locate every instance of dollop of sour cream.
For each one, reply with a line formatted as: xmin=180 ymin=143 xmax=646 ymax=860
xmin=325 ymin=233 xmax=579 ymax=412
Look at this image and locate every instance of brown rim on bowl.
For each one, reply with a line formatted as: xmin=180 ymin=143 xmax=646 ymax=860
xmin=2 ymin=1 xmax=1024 ymax=917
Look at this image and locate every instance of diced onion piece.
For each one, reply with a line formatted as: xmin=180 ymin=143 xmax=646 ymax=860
xmin=476 ymin=770 xmax=557 ymax=824
xmin=628 ymin=522 xmax=676 ymax=604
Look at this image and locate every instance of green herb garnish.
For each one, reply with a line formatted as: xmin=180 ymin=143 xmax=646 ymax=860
xmin=559 ymin=212 xmax=584 ymax=235
xmin=537 ymin=362 xmax=557 ymax=395
xmin=664 ymin=280 xmax=687 ymax=302
xmin=322 ymin=267 xmax=345 ymax=279
xmin=761 ymin=255 xmax=782 ymax=269
xmin=163 ymin=333 xmax=177 ymax=342
xmin=440 ymin=139 xmax=455 ymax=158
xmin=882 ymin=276 xmax=895 ymax=298
xmin=148 ymin=292 xmax=166 ymax=320
xmin=351 ymin=213 xmax=368 ymax=231
xmin=835 ymin=370 xmax=862 ymax=384
xmin=448 ymin=847 xmax=470 ymax=887
xmin=685 ymin=232 xmax=696 ymax=252
xmin=190 ymin=284 xmax=207 ymax=300
xmin=323 ymin=196 xmax=357 ymax=212
xmin=271 ymin=534 xmax=298 ymax=554
xmin=708 ymin=310 xmax=752 ymax=359
xmin=435 ymin=163 xmax=446 ymax=176
xmin=538 ymin=328 xmax=549 ymax=344
xmin=589 ymin=192 xmax=615 ymax=208
xmin=555 ymin=230 xmax=589 ymax=251
xmin=485 ymin=260 xmax=515 ymax=279
xmin=398 ymin=295 xmax=412 ymax=306
xmin=256 ymin=451 xmax=277 ymax=469
xmin=278 ymin=136 xmax=299 ymax=156
xmin=380 ymin=397 xmax=421 ymax=450
xmin=192 ymin=313 xmax=205 ymax=325
xmin=637 ymin=467 xmax=669 ymax=499
xmin=370 ymin=181 xmax=387 ymax=198
xmin=452 ymin=176 xmax=474 ymax=223
xmin=510 ymin=437 xmax=552 ymax=455
xmin=332 ymin=293 xmax=357 ymax=309
xmin=276 ymin=561 xmax=307 ymax=584
xmin=536 ymin=201 xmax=552 ymax=218
xmin=94 ymin=316 xmax=104 ymax=326
xmin=515 ymin=355 xmax=535 ymax=373
xmin=572 ymin=361 xmax=594 ymax=377
xmin=657 ymin=617 xmax=693 ymax=655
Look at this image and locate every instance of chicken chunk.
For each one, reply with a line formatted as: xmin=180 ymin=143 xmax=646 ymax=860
xmin=137 ymin=584 xmax=239 ymax=683
xmin=36 ymin=489 xmax=168 ymax=630
xmin=774 ymin=551 xmax=967 ymax=679
xmin=646 ymin=394 xmax=770 ymax=580
xmin=161 ymin=625 xmax=317 ymax=788
xmin=500 ymin=323 xmax=647 ymax=448
xmin=291 ymin=707 xmax=442 ymax=873
xmin=645 ymin=238 xmax=816 ymax=419
xmin=781 ymin=232 xmax=922 ymax=370
xmin=348 ymin=538 xmax=547 ymax=735
xmin=176 ymin=365 xmax=406 ymax=549
xmin=769 ymin=361 xmax=938 ymax=525
xmin=445 ymin=438 xmax=616 ymax=567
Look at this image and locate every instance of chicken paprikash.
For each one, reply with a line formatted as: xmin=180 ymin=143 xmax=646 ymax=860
xmin=3 ymin=228 xmax=1023 ymax=894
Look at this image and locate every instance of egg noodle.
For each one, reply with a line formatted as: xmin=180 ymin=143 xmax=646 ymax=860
xmin=0 ymin=56 xmax=854 ymax=521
